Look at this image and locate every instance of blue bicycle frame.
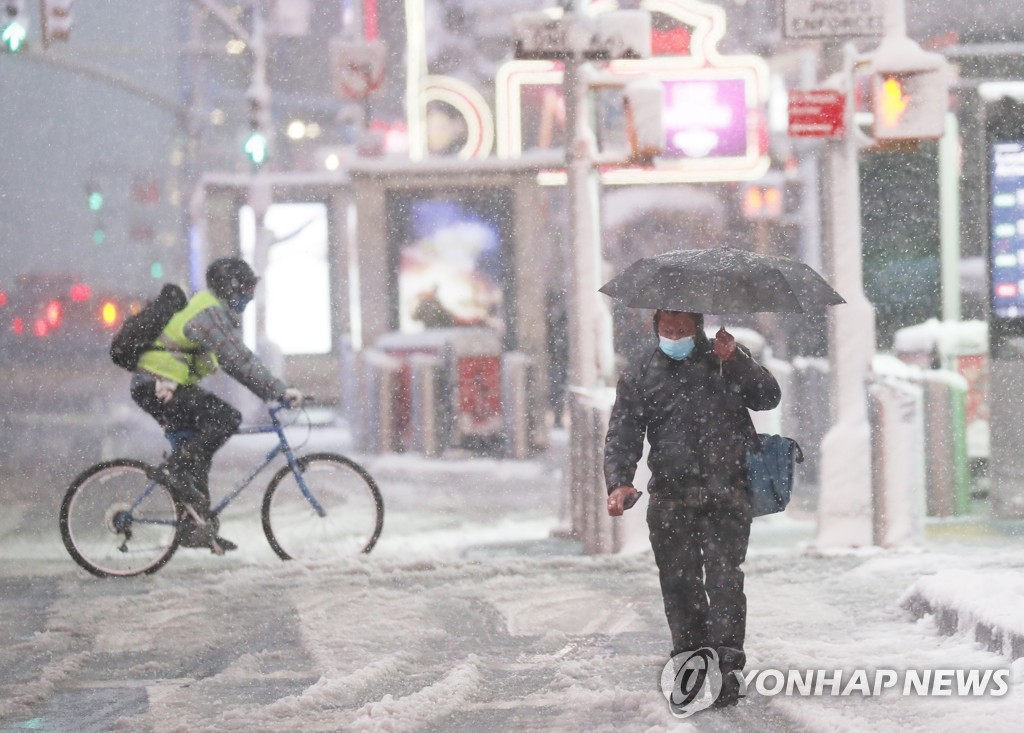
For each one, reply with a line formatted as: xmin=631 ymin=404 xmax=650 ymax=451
xmin=127 ymin=402 xmax=325 ymax=528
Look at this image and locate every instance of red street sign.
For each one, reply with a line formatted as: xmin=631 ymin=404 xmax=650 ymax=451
xmin=788 ymin=89 xmax=845 ymax=138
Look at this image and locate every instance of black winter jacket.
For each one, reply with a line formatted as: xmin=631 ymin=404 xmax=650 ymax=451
xmin=603 ymin=342 xmax=781 ymax=505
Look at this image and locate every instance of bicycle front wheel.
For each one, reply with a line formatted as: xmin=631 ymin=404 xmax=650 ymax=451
xmin=59 ymin=459 xmax=180 ymax=578
xmin=262 ymin=453 xmax=384 ymax=561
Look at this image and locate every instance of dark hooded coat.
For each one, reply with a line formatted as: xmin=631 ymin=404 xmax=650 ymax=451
xmin=603 ymin=333 xmax=781 ymax=507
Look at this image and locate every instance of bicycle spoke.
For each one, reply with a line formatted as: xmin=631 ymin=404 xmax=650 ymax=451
xmin=263 ymin=453 xmax=383 ymax=561
xmin=60 ymin=461 xmax=180 ymax=577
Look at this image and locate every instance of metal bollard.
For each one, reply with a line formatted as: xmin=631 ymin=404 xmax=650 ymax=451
xmin=357 ymin=348 xmax=402 ymax=454
xmin=410 ymin=353 xmax=441 ymax=458
xmin=501 ymin=352 xmax=531 ymax=459
xmin=920 ymin=370 xmax=971 ymax=516
xmin=788 ymin=357 xmax=830 ymax=509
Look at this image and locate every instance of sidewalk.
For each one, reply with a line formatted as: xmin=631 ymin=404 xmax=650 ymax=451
xmin=3 ymin=422 xmax=1024 ymax=732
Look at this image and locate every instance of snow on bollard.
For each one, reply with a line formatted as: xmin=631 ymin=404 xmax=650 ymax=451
xmin=869 ymin=356 xmax=927 ymax=546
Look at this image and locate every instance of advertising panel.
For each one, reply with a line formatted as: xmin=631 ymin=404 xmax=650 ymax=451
xmin=385 ymin=189 xmax=513 ymax=337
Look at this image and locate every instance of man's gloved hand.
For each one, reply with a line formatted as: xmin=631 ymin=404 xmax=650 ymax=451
xmin=283 ymin=387 xmax=304 ymax=407
xmin=155 ymin=378 xmax=178 ymax=404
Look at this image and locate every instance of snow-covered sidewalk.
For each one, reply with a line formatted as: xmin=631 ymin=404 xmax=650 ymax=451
xmin=2 ymin=430 xmax=1024 ymax=732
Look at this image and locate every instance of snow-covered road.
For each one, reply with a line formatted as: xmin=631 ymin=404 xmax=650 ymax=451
xmin=2 ymin=430 xmax=1023 ymax=732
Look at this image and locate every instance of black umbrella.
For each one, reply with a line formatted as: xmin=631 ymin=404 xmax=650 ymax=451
xmin=599 ymin=247 xmax=845 ymax=314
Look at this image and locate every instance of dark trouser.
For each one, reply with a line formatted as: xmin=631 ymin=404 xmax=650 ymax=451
xmin=131 ymin=379 xmax=241 ymax=511
xmin=647 ymin=492 xmax=752 ymax=661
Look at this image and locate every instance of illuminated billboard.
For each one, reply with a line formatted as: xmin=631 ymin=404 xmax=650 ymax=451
xmin=494 ymin=0 xmax=769 ymax=184
xmin=385 ymin=190 xmax=513 ymax=336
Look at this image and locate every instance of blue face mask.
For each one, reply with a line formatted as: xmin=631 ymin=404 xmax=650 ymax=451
xmin=659 ymin=335 xmax=695 ymax=360
xmin=227 ymin=293 xmax=253 ymax=314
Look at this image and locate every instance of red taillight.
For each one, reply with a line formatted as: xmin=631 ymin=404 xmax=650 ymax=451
xmin=70 ymin=284 xmax=92 ymax=302
xmin=34 ymin=318 xmax=49 ymax=337
xmin=0 ymin=291 xmax=7 ymax=307
xmin=12 ymin=317 xmax=23 ymax=335
xmin=45 ymin=300 xmax=62 ymax=328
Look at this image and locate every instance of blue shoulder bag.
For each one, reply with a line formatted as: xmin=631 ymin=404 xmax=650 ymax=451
xmin=746 ymin=433 xmax=804 ymax=517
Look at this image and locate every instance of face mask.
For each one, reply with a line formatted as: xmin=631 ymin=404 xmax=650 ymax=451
xmin=659 ymin=335 xmax=695 ymax=360
xmin=227 ymin=293 xmax=252 ymax=314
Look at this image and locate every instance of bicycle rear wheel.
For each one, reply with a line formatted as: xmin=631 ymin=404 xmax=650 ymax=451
xmin=59 ymin=459 xmax=180 ymax=577
xmin=262 ymin=453 xmax=384 ymax=560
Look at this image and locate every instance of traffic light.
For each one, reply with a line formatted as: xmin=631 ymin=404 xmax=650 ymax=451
xmin=870 ymin=36 xmax=949 ymax=141
xmin=243 ymin=130 xmax=268 ymax=167
xmin=87 ymin=187 xmax=103 ymax=212
xmin=42 ymin=0 xmax=72 ymax=47
xmin=2 ymin=1 xmax=27 ymax=53
xmin=742 ymin=182 xmax=784 ymax=220
xmin=623 ymin=78 xmax=664 ymax=165
xmin=244 ymin=89 xmax=271 ymax=168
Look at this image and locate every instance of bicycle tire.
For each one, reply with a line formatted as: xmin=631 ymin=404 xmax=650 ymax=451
xmin=60 ymin=459 xmax=181 ymax=578
xmin=262 ymin=452 xmax=384 ymax=560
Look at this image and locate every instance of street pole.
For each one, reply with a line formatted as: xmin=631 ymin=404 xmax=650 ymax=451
xmin=816 ymin=42 xmax=876 ymax=547
xmin=247 ymin=1 xmax=272 ymax=354
xmin=564 ymin=46 xmax=600 ymax=393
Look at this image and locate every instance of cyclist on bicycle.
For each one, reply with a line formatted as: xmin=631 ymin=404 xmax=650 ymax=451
xmin=130 ymin=257 xmax=303 ymax=552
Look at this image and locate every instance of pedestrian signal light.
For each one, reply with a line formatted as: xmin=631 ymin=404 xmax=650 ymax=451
xmin=870 ymin=35 xmax=949 ymax=141
xmin=742 ymin=183 xmax=783 ymax=220
xmin=623 ymin=78 xmax=664 ymax=165
xmin=877 ymin=77 xmax=908 ymax=129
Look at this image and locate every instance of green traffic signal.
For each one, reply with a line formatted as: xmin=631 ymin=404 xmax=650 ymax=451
xmin=92 ymin=227 xmax=106 ymax=245
xmin=243 ymin=131 xmax=268 ymax=167
xmin=1 ymin=20 xmax=26 ymax=53
xmin=87 ymin=191 xmax=104 ymax=211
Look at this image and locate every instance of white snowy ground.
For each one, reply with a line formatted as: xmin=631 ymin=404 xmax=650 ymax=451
xmin=2 ymin=426 xmax=1024 ymax=732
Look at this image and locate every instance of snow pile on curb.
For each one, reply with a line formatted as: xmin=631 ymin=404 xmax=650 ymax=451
xmin=901 ymin=569 xmax=1024 ymax=659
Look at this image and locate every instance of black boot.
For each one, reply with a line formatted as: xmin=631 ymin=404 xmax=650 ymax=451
xmin=712 ymin=646 xmax=747 ymax=708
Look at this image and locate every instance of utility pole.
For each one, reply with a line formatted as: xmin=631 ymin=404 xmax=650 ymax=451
xmin=246 ymin=0 xmax=273 ymax=355
xmin=514 ymin=2 xmax=654 ymax=550
xmin=186 ymin=0 xmax=275 ymax=353
xmin=816 ymin=40 xmax=876 ymax=547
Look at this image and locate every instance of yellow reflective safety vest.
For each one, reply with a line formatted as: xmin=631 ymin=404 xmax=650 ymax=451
xmin=136 ymin=291 xmax=221 ymax=385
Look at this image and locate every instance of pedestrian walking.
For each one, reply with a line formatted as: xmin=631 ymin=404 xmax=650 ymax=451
xmin=604 ymin=309 xmax=780 ymax=707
